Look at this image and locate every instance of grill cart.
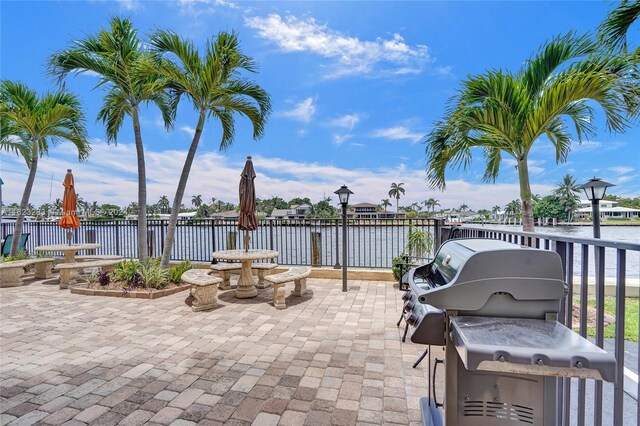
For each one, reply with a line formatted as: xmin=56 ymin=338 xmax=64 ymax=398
xmin=400 ymin=239 xmax=616 ymax=426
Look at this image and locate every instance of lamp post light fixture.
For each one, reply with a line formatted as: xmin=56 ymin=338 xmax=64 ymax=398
xmin=578 ymin=177 xmax=615 ymax=239
xmin=334 ymin=185 xmax=353 ymax=292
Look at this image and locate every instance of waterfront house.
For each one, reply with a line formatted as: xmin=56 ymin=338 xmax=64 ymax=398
xmin=576 ymin=200 xmax=640 ymax=220
xmin=269 ymin=204 xmax=311 ymax=219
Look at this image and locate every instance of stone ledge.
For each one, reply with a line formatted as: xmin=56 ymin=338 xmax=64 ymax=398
xmin=70 ymin=284 xmax=190 ymax=299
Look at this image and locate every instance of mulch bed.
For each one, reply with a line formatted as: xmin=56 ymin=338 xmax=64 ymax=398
xmin=71 ymin=280 xmax=189 ymax=299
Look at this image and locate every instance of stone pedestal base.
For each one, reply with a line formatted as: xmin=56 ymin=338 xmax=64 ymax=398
xmin=59 ymin=269 xmax=77 ymax=289
xmin=256 ymin=270 xmax=271 ymax=289
xmin=274 ymin=285 xmax=286 ymax=309
xmin=190 ymin=284 xmax=218 ymax=312
xmin=235 ymin=260 xmax=258 ymax=299
xmin=292 ymin=278 xmax=307 ymax=296
xmin=0 ymin=268 xmax=24 ymax=288
xmin=34 ymin=262 xmax=53 ymax=279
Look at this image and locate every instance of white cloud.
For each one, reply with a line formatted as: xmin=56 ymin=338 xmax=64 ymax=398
xmin=2 ymin=142 xmax=557 ymax=211
xmin=328 ymin=113 xmax=362 ymax=131
xmin=503 ymin=158 xmax=545 ymax=175
xmin=117 ymin=0 xmax=143 ymax=11
xmin=245 ymin=13 xmax=432 ymax=78
xmin=610 ymin=166 xmax=634 ymax=175
xmin=278 ymin=97 xmax=316 ymax=123
xmin=176 ymin=0 xmax=240 ymax=16
xmin=372 ymin=126 xmax=424 ymax=143
xmin=180 ymin=126 xmax=196 ymax=138
xmin=333 ymin=134 xmax=352 ymax=146
xmin=571 ymin=140 xmax=625 ymax=152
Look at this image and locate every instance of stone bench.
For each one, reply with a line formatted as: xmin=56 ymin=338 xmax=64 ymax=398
xmin=252 ymin=263 xmax=278 ymax=288
xmin=54 ymin=259 xmax=121 ymax=289
xmin=181 ymin=269 xmax=222 ymax=312
xmin=0 ymin=258 xmax=56 ymax=288
xmin=75 ymin=255 xmax=123 ymax=261
xmin=264 ymin=266 xmax=312 ymax=309
xmin=210 ymin=262 xmax=242 ymax=290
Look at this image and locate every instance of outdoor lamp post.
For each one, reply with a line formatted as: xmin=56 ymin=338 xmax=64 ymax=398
xmin=334 ymin=185 xmax=353 ymax=292
xmin=578 ymin=177 xmax=615 ymax=239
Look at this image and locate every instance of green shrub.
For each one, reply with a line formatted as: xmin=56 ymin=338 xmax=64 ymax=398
xmin=1 ymin=250 xmax=31 ymax=262
xmin=113 ymin=259 xmax=141 ymax=283
xmin=168 ymin=260 xmax=193 ymax=284
xmin=85 ymin=269 xmax=99 ymax=284
xmin=139 ymin=257 xmax=169 ymax=289
xmin=392 ymin=253 xmax=409 ymax=281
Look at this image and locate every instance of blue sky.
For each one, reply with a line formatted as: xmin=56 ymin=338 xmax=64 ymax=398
xmin=1 ymin=0 xmax=638 ymax=211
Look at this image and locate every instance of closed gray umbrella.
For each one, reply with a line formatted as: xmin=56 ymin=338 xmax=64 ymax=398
xmin=238 ymin=156 xmax=258 ymax=251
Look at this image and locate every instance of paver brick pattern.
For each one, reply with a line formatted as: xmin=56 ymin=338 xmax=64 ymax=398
xmin=1 ymin=277 xmax=438 ymax=425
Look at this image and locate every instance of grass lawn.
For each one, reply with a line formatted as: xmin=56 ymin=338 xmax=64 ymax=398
xmin=573 ymin=297 xmax=639 ymax=342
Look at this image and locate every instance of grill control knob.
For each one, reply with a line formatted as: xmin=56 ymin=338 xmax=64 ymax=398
xmin=406 ymin=313 xmax=419 ymax=326
xmin=402 ymin=292 xmax=412 ymax=302
xmin=403 ymin=301 xmax=415 ymax=313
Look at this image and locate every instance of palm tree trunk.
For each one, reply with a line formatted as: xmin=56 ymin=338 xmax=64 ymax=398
xmin=517 ymin=156 xmax=535 ymax=232
xmin=132 ymin=106 xmax=148 ymax=262
xmin=161 ymin=111 xmax=206 ymax=269
xmin=10 ymin=153 xmax=38 ymax=256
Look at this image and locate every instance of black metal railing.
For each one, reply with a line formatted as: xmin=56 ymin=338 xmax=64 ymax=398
xmin=0 ymin=218 xmax=443 ymax=269
xmin=444 ymin=226 xmax=639 ymax=426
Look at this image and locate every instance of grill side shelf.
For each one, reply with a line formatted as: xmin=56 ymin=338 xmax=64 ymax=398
xmin=450 ymin=316 xmax=616 ymax=382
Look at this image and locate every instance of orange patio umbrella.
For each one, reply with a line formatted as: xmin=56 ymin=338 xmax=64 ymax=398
xmin=59 ymin=169 xmax=80 ymax=244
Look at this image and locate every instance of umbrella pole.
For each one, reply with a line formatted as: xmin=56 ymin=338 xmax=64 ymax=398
xmin=243 ymin=231 xmax=250 ymax=252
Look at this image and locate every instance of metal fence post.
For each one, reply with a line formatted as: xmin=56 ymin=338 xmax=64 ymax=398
xmin=115 ymin=222 xmax=121 ymax=256
xmin=334 ymin=218 xmax=340 ymax=269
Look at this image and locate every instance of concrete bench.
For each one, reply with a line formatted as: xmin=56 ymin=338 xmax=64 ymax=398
xmin=54 ymin=259 xmax=120 ymax=289
xmin=181 ymin=269 xmax=222 ymax=312
xmin=0 ymin=258 xmax=56 ymax=288
xmin=252 ymin=263 xmax=278 ymax=288
xmin=75 ymin=255 xmax=123 ymax=261
xmin=264 ymin=266 xmax=312 ymax=309
xmin=210 ymin=262 xmax=242 ymax=290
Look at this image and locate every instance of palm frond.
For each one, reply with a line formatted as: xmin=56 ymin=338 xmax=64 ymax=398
xmin=598 ymin=0 xmax=640 ymax=51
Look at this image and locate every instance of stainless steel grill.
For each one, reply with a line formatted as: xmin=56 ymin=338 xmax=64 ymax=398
xmin=399 ymin=238 xmax=616 ymax=426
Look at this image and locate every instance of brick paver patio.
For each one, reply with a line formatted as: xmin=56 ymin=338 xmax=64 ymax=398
xmin=1 ymin=276 xmax=437 ymax=425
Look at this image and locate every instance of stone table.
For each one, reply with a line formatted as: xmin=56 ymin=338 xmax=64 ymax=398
xmin=35 ymin=243 xmax=101 ymax=288
xmin=212 ymin=249 xmax=279 ymax=298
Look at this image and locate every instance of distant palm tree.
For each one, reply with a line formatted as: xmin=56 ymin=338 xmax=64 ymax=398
xmin=0 ymin=80 xmax=89 ymax=255
xmin=553 ymin=174 xmax=581 ymax=222
xmin=145 ymin=30 xmax=271 ymax=269
xmin=388 ymin=182 xmax=405 ymax=213
xmin=381 ymin=199 xmax=391 ymax=214
xmin=192 ymin=194 xmax=202 ymax=208
xmin=459 ymin=203 xmax=469 ymax=212
xmin=158 ymin=195 xmax=170 ymax=214
xmin=49 ymin=17 xmax=175 ymax=261
xmin=425 ymin=33 xmax=635 ymax=232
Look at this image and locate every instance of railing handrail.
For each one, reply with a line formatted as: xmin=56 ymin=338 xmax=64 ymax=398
xmin=450 ymin=225 xmax=640 ymax=252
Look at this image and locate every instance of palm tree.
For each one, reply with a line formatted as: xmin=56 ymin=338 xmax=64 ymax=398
xmin=380 ymin=199 xmax=391 ymax=214
xmin=192 ymin=194 xmax=202 ymax=208
xmin=426 ymin=198 xmax=440 ymax=216
xmin=458 ymin=203 xmax=469 ymax=212
xmin=49 ymin=17 xmax=175 ymax=262
xmin=599 ymin=0 xmax=640 ymax=52
xmin=598 ymin=1 xmax=640 ymax=119
xmin=158 ymin=195 xmax=170 ymax=214
xmin=388 ymin=182 xmax=405 ymax=213
xmin=0 ymin=80 xmax=89 ymax=255
xmin=145 ymin=30 xmax=271 ymax=269
xmin=424 ymin=33 xmax=635 ymax=232
xmin=553 ymin=174 xmax=581 ymax=222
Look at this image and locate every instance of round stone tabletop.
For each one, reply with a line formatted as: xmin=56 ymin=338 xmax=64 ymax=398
xmin=212 ymin=249 xmax=279 ymax=261
xmin=35 ymin=243 xmax=101 ymax=253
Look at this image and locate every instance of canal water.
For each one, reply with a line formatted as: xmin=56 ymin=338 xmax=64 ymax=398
xmin=466 ymin=224 xmax=640 ymax=278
